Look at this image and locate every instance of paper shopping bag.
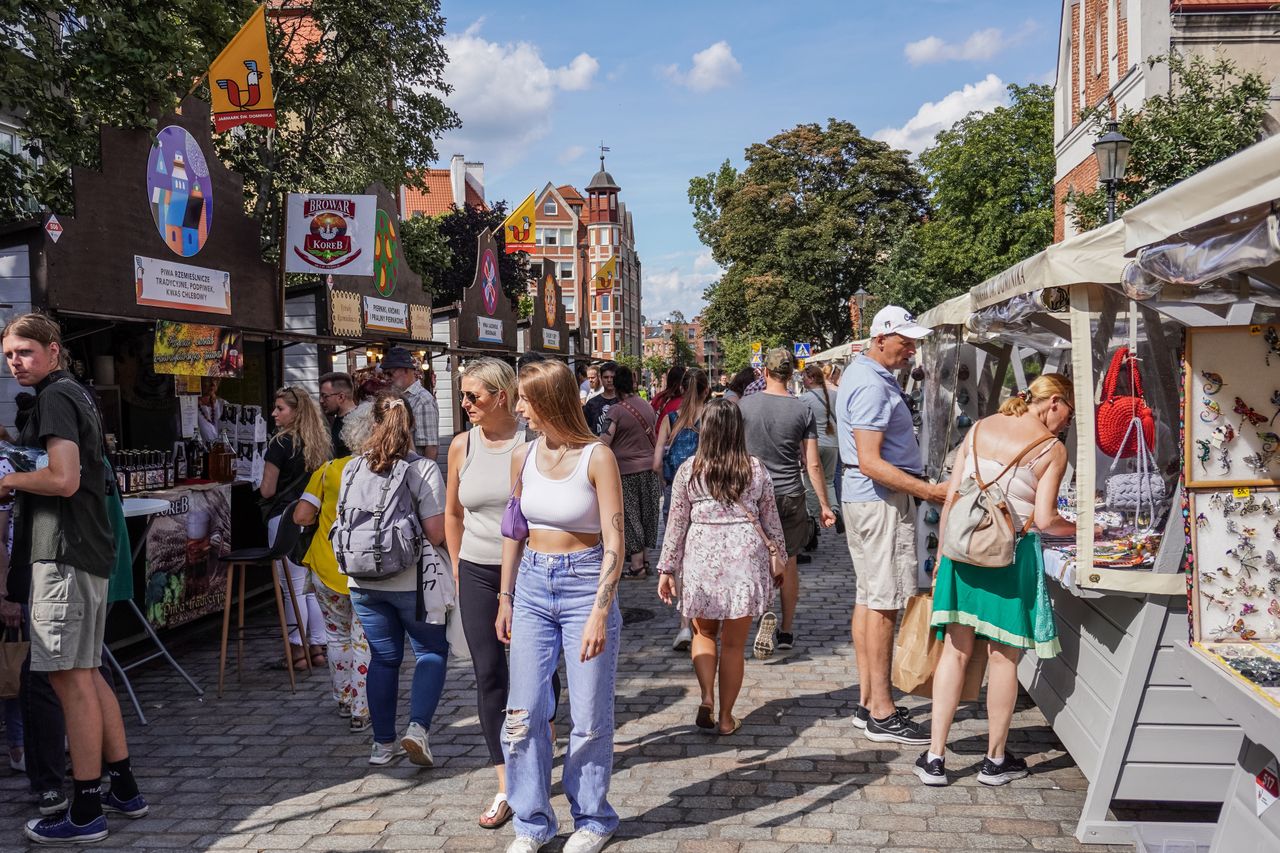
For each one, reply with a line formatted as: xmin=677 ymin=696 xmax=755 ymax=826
xmin=0 ymin=632 xmax=28 ymax=700
xmin=891 ymin=592 xmax=987 ymax=703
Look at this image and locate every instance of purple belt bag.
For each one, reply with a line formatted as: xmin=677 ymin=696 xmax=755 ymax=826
xmin=500 ymin=443 xmax=535 ymax=541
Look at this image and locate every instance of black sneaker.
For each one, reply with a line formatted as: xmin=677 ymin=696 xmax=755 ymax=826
xmin=852 ymin=704 xmax=909 ymax=730
xmin=977 ymin=752 xmax=1029 ymax=786
xmin=37 ymin=790 xmax=68 ymax=816
xmin=914 ymin=751 xmax=948 ymax=786
xmin=865 ymin=711 xmax=930 ymax=744
xmin=775 ymin=631 xmax=795 ymax=650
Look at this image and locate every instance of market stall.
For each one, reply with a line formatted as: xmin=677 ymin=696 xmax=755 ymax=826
xmin=0 ymin=98 xmax=276 ymax=641
xmin=918 ymin=218 xmax=1238 ymax=850
xmin=1118 ymin=134 xmax=1280 ymax=852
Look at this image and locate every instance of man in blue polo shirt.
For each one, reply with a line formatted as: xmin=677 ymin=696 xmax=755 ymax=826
xmin=838 ymin=306 xmax=947 ymax=745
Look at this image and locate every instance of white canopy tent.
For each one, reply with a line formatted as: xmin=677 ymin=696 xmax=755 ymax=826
xmin=969 ymin=220 xmax=1127 ymax=310
xmin=916 ymin=291 xmax=971 ymax=329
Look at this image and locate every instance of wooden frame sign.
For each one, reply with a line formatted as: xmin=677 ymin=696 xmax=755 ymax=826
xmin=454 ymin=230 xmax=517 ymax=351
xmin=529 ymin=263 xmax=570 ymax=354
xmin=1184 ymin=326 xmax=1280 ymax=489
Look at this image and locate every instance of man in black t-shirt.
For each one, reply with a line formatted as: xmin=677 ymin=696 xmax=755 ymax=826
xmin=0 ymin=314 xmax=147 ymax=844
xmin=318 ymin=371 xmax=357 ymax=457
xmin=582 ymin=361 xmax=619 ymax=436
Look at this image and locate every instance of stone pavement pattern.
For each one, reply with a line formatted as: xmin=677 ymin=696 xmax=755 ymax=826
xmin=0 ymin=527 xmax=1135 ymax=852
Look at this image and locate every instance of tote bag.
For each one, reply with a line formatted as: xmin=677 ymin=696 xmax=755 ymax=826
xmin=0 ymin=629 xmax=27 ymax=700
xmin=892 ymin=592 xmax=987 ymax=703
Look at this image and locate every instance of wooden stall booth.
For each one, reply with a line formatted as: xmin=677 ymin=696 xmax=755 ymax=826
xmin=917 ymin=219 xmax=1238 ymax=851
xmin=1117 ymin=134 xmax=1280 ymax=852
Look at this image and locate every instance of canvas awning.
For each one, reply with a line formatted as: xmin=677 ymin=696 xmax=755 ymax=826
xmin=810 ymin=340 xmax=866 ymax=363
xmin=917 ymin=292 xmax=971 ymax=328
xmin=1122 ymin=134 xmax=1280 ymax=254
xmin=969 ymin=220 xmax=1126 ymax=310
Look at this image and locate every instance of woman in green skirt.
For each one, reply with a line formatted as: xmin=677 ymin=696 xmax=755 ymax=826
xmin=915 ymin=374 xmax=1077 ymax=788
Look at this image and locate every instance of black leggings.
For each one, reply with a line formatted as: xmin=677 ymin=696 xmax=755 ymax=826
xmin=459 ymin=559 xmax=560 ymax=766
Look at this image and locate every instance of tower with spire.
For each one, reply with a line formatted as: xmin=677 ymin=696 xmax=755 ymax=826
xmin=584 ymin=145 xmax=640 ymax=359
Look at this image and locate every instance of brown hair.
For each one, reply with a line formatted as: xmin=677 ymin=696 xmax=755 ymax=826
xmin=363 ymin=391 xmax=416 ymax=474
xmin=518 ymin=360 xmax=595 ymax=447
xmin=689 ymin=399 xmax=753 ymax=504
xmin=670 ymin=368 xmax=710 ymax=436
xmin=998 ymin=373 xmax=1074 ymax=417
xmin=319 ymin=371 xmax=354 ymax=396
xmin=2 ymin=312 xmax=68 ymax=369
xmin=274 ymin=386 xmax=332 ymax=471
xmin=804 ymin=364 xmax=836 ymax=436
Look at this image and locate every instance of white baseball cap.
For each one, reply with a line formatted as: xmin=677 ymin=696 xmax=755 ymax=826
xmin=869 ymin=305 xmax=932 ymax=339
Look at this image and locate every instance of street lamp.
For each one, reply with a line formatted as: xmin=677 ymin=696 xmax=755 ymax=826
xmin=852 ymin=286 xmax=870 ymax=339
xmin=1092 ymin=119 xmax=1132 ymax=224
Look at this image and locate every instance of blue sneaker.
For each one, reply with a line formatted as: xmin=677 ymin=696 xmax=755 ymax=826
xmin=24 ymin=812 xmax=108 ymax=844
xmin=103 ymin=791 xmax=149 ymax=818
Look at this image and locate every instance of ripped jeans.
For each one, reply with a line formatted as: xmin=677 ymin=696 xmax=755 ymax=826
xmin=503 ymin=544 xmax=621 ymax=842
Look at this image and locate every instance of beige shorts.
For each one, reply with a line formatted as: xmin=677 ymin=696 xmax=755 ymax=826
xmin=843 ymin=492 xmax=919 ymax=610
xmin=29 ymin=561 xmax=108 ymax=672
xmin=776 ymin=491 xmax=811 ymax=558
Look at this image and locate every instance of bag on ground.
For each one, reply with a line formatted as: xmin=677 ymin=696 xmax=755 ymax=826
xmin=892 ymin=592 xmax=986 ymax=702
xmin=0 ymin=630 xmax=28 ymax=699
xmin=330 ymin=456 xmax=423 ymax=579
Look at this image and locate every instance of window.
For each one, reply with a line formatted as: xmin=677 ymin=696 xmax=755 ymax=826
xmin=561 ymin=228 xmax=573 ymax=246
xmin=687 ymin=328 xmax=696 ymax=339
xmin=562 ymin=293 xmax=575 ymax=313
xmin=543 ymin=228 xmax=558 ymax=246
xmin=543 ymin=199 xmax=557 ymax=216
xmin=601 ymin=293 xmax=610 ymax=311
xmin=602 ymin=330 xmax=612 ymax=352
xmin=559 ymin=261 xmax=574 ymax=279
xmin=609 ymin=195 xmax=617 ymax=210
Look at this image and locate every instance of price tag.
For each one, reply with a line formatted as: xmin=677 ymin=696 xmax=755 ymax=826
xmin=1234 ymin=487 xmax=1252 ymax=499
xmin=1256 ymin=758 xmax=1278 ymax=817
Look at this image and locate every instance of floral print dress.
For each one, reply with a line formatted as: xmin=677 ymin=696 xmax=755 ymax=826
xmin=657 ymin=457 xmax=784 ymax=620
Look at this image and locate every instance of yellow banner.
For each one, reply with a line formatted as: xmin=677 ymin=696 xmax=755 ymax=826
xmin=210 ymin=6 xmax=277 ymax=132
xmin=153 ymin=320 xmax=244 ymax=378
xmin=593 ymin=255 xmax=618 ymax=291
xmin=501 ymin=191 xmax=537 ymax=254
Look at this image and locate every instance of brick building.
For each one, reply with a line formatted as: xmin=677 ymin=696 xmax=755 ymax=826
xmin=401 ymin=154 xmax=486 ymax=217
xmin=641 ymin=315 xmax=722 ymax=373
xmin=583 ymin=155 xmax=642 ymax=360
xmin=1052 ymin=0 xmax=1280 ymax=240
xmin=525 ymin=183 xmax=588 ymax=340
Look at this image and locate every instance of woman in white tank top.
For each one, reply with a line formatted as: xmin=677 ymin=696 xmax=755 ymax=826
xmin=918 ymin=374 xmax=1078 ymax=790
xmin=495 ymin=359 xmax=625 ymax=853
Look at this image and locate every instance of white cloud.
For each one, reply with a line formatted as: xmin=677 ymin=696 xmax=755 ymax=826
xmin=642 ymin=250 xmax=720 ymax=318
xmin=434 ymin=21 xmax=600 ymax=168
xmin=558 ymin=145 xmax=586 ymax=165
xmin=662 ymin=41 xmax=742 ymax=92
xmin=904 ymin=22 xmax=1036 ymax=65
xmin=873 ymin=74 xmax=1008 ymax=156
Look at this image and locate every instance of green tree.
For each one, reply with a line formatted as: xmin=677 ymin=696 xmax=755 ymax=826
xmin=406 ymin=202 xmax=531 ymax=307
xmin=689 ymin=120 xmax=927 ymax=348
xmin=642 ymin=354 xmax=670 ymax=383
xmin=1068 ymin=52 xmax=1270 ymax=231
xmin=399 ymin=213 xmax=451 ymax=292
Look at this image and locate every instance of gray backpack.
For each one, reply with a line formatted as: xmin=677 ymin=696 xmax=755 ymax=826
xmin=330 ymin=456 xmax=423 ymax=579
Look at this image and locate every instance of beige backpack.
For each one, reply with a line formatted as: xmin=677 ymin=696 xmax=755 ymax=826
xmin=940 ymin=422 xmax=1056 ymax=568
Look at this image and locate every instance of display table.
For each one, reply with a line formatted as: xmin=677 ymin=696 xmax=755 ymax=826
xmin=1177 ymin=644 xmax=1280 ymax=852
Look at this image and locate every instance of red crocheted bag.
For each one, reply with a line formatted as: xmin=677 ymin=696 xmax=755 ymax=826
xmin=1096 ymin=347 xmax=1155 ymax=459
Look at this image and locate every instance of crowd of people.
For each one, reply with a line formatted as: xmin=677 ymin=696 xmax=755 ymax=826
xmin=0 ymin=305 xmax=1078 ymax=850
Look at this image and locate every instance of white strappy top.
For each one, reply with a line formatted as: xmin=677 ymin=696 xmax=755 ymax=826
xmin=521 ymin=439 xmax=602 ymax=534
xmin=963 ymin=435 xmax=1060 ymax=522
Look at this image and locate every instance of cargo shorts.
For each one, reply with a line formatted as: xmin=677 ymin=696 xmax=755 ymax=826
xmin=842 ymin=490 xmax=919 ymax=610
xmin=29 ymin=561 xmax=109 ymax=672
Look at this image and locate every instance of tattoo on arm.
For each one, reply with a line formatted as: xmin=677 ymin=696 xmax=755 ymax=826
xmin=596 ymin=549 xmax=619 ymax=609
xmin=611 ymin=512 xmax=623 ymax=533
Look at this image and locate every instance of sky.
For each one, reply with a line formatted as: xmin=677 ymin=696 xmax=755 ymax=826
xmin=433 ymin=0 xmax=1060 ymax=321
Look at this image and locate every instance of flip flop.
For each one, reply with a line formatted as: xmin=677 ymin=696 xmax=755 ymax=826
xmin=695 ymin=704 xmax=715 ymax=730
xmin=478 ymin=796 xmax=513 ymax=829
xmin=717 ymin=716 xmax=742 ymax=736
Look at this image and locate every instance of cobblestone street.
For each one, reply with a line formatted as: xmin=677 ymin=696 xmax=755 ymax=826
xmin=0 ymin=528 xmax=1132 ymax=852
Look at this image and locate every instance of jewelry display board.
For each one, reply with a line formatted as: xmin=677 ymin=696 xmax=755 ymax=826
xmin=1184 ymin=326 xmax=1280 ymax=488
xmin=1189 ymin=487 xmax=1280 ymax=645
xmin=1195 ymin=641 xmax=1280 ymax=710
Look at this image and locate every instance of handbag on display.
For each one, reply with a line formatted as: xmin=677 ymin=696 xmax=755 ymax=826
xmin=1096 ymin=347 xmax=1155 ymax=459
xmin=1104 ymin=417 xmax=1166 ymax=532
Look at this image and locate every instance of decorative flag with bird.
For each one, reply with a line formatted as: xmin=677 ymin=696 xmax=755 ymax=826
xmin=593 ymin=255 xmax=618 ymax=291
xmin=209 ymin=6 xmax=277 ymax=132
xmin=501 ymin=191 xmax=538 ymax=254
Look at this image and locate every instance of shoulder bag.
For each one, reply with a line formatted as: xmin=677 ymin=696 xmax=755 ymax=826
xmin=500 ymin=441 xmax=536 ymax=541
xmin=616 ymin=397 xmax=657 ymax=448
xmin=939 ymin=421 xmax=1056 ymax=568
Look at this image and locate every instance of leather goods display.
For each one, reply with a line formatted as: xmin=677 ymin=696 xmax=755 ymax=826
xmin=1097 ymin=347 xmax=1155 ymax=458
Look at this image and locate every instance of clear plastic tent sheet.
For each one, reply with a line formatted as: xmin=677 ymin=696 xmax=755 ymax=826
xmin=921 ymin=328 xmax=963 ymax=481
xmin=1124 ymin=211 xmax=1280 ymax=300
xmin=968 ymin=292 xmax=1073 ymax=352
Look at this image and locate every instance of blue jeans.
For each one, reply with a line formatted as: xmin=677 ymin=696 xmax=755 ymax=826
xmin=503 ymin=544 xmax=621 ymax=842
xmin=349 ymin=587 xmax=449 ymax=745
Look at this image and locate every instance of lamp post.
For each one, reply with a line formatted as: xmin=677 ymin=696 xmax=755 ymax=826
xmin=1092 ymin=119 xmax=1132 ymax=224
xmin=852 ymin=286 xmax=870 ymax=339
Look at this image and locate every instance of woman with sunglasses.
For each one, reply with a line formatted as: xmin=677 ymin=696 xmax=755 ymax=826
xmin=917 ymin=373 xmax=1076 ymax=789
xmin=259 ymin=386 xmax=332 ymax=670
xmin=444 ymin=358 xmax=527 ymax=828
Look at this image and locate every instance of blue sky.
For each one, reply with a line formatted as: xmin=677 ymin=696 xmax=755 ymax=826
xmin=434 ymin=0 xmax=1060 ymax=320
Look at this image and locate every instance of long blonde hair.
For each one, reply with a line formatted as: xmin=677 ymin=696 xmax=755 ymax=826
xmin=999 ymin=373 xmax=1074 ymax=417
xmin=462 ymin=357 xmax=517 ymax=416
xmin=274 ymin=386 xmax=332 ymax=471
xmin=518 ymin=360 xmax=595 ymax=447
xmin=364 ymin=391 xmax=415 ymax=474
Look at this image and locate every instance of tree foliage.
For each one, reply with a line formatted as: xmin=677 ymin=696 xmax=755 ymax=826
xmin=669 ymin=322 xmax=698 ymax=368
xmin=689 ymin=120 xmax=927 ymax=348
xmin=0 ymin=0 xmax=460 ymax=246
xmin=400 ymin=202 xmax=532 ymax=307
xmin=1068 ymin=52 xmax=1270 ymax=231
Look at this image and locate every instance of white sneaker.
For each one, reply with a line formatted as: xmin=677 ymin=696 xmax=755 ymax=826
xmin=505 ymin=837 xmax=545 ymax=853
xmin=564 ymin=828 xmax=615 ymax=853
xmin=401 ymin=722 xmax=434 ymax=767
xmin=368 ymin=741 xmax=404 ymax=766
xmin=672 ymin=626 xmax=692 ymax=651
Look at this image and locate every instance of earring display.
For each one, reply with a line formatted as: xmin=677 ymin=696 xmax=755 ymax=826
xmin=1184 ymin=327 xmax=1280 ymax=488
xmin=1189 ymin=487 xmax=1280 ymax=647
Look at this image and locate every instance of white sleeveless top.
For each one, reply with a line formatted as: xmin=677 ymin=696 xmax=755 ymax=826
xmin=521 ymin=439 xmax=602 ymax=534
xmin=963 ymin=435 xmax=1059 ymax=523
xmin=457 ymin=429 xmax=527 ymax=565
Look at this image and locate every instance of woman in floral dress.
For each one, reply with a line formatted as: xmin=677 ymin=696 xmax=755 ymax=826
xmin=657 ymin=399 xmax=785 ymax=735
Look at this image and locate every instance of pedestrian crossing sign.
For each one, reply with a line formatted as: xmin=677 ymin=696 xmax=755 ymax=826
xmin=793 ymin=342 xmax=811 ymax=359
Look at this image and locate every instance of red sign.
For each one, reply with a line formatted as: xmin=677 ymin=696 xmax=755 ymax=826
xmin=44 ymin=214 xmax=63 ymax=244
